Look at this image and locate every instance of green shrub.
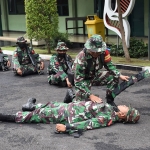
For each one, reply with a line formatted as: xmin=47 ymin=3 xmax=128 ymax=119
xmin=110 ymin=37 xmax=148 ymax=58
xmin=50 ymin=32 xmax=73 ymax=49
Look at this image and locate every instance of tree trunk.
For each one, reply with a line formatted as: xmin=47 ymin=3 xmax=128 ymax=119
xmin=46 ymin=40 xmax=51 ymax=54
xmin=117 ymin=0 xmax=131 ymax=62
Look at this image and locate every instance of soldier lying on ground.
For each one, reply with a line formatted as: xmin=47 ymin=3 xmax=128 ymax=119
xmin=47 ymin=41 xmax=74 ymax=87
xmin=12 ymin=36 xmax=45 ymax=76
xmin=0 ymin=99 xmax=140 ymax=136
xmin=0 ymin=47 xmax=11 ymax=71
xmin=0 ymin=71 xmax=143 ymax=137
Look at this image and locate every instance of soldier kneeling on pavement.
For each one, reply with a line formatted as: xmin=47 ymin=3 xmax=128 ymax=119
xmin=0 ymin=47 xmax=11 ymax=71
xmin=47 ymin=41 xmax=74 ymax=87
xmin=12 ymin=36 xmax=45 ymax=76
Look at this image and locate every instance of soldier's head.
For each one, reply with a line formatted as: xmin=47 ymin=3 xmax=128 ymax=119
xmin=117 ymin=105 xmax=140 ymax=123
xmin=16 ymin=36 xmax=27 ymax=49
xmin=56 ymin=41 xmax=69 ymax=57
xmin=84 ymin=34 xmax=106 ymax=58
xmin=0 ymin=47 xmax=2 ymax=53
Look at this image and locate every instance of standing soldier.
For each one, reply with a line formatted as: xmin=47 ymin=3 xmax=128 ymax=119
xmin=12 ymin=36 xmax=45 ymax=76
xmin=47 ymin=41 xmax=74 ymax=87
xmin=0 ymin=47 xmax=11 ymax=71
xmin=72 ymin=34 xmax=131 ymax=105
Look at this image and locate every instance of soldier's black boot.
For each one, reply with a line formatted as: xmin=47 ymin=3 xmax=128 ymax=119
xmin=0 ymin=113 xmax=16 ymax=122
xmin=22 ymin=98 xmax=36 ymax=111
xmin=64 ymin=89 xmax=75 ymax=103
xmin=59 ymin=81 xmax=67 ymax=87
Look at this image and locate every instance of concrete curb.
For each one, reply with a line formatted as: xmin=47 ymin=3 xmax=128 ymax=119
xmin=3 ymin=50 xmax=150 ymax=72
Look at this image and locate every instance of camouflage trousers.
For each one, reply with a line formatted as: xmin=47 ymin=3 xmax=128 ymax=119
xmin=14 ymin=64 xmax=38 ymax=76
xmin=47 ymin=71 xmax=67 ymax=86
xmin=110 ymin=69 xmax=150 ymax=99
xmin=75 ymin=71 xmax=119 ymax=101
xmin=75 ymin=69 xmax=150 ymax=101
xmin=15 ymin=102 xmax=68 ymax=124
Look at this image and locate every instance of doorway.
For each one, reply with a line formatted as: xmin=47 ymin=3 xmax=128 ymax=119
xmin=129 ymin=0 xmax=144 ymax=37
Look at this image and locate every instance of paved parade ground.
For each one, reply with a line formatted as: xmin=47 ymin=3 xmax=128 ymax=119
xmin=0 ymin=56 xmax=150 ymax=150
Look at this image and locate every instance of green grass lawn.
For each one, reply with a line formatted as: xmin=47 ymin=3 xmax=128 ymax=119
xmin=2 ymin=46 xmax=150 ymax=67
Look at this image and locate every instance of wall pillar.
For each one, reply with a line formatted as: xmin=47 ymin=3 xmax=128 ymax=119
xmin=0 ymin=3 xmax=3 ymax=35
xmin=148 ymin=0 xmax=150 ymax=60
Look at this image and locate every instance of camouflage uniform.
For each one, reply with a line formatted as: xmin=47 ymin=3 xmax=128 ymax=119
xmin=0 ymin=48 xmax=10 ymax=71
xmin=15 ymin=101 xmax=140 ymax=133
xmin=12 ymin=37 xmax=43 ymax=76
xmin=72 ymin=34 xmax=120 ymax=101
xmin=47 ymin=42 xmax=73 ymax=86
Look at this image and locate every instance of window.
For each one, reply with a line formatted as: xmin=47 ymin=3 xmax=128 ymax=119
xmin=8 ymin=0 xmax=25 ymax=14
xmin=95 ymin=0 xmax=116 ymax=13
xmin=57 ymin=0 xmax=69 ymax=16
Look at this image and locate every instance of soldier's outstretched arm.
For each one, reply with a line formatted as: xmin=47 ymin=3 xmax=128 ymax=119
xmin=56 ymin=116 xmax=115 ymax=133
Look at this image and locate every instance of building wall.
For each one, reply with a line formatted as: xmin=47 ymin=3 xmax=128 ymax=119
xmin=144 ymin=0 xmax=149 ymax=36
xmin=77 ymin=0 xmax=95 ymax=34
xmin=63 ymin=0 xmax=95 ymax=34
xmin=0 ymin=0 xmax=149 ymax=37
xmin=1 ymin=0 xmax=8 ymax=31
xmin=59 ymin=0 xmax=74 ymax=33
xmin=8 ymin=15 xmax=26 ymax=31
xmin=1 ymin=0 xmax=26 ymax=32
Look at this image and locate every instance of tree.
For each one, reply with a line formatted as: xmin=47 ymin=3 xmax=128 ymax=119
xmin=25 ymin=0 xmax=59 ymax=54
xmin=117 ymin=0 xmax=131 ymax=62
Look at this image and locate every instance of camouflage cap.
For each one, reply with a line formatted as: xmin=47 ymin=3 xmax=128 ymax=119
xmin=124 ymin=105 xmax=140 ymax=123
xmin=56 ymin=42 xmax=69 ymax=51
xmin=84 ymin=34 xmax=106 ymax=52
xmin=16 ymin=36 xmax=27 ymax=44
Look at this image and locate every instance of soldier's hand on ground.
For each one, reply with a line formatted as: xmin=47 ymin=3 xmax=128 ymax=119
xmin=7 ymin=60 xmax=11 ymax=67
xmin=40 ymin=61 xmax=45 ymax=70
xmin=119 ymin=75 xmax=129 ymax=81
xmin=17 ymin=68 xmax=22 ymax=76
xmin=56 ymin=124 xmax=66 ymax=132
xmin=89 ymin=94 xmax=103 ymax=103
xmin=66 ymin=78 xmax=72 ymax=88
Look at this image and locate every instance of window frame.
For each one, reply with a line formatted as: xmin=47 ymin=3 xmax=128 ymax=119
xmin=57 ymin=0 xmax=69 ymax=16
xmin=8 ymin=0 xmax=25 ymax=15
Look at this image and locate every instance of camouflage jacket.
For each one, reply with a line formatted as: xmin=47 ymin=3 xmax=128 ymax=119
xmin=72 ymin=49 xmax=120 ymax=98
xmin=15 ymin=101 xmax=119 ymax=133
xmin=12 ymin=47 xmax=41 ymax=69
xmin=47 ymin=54 xmax=73 ymax=81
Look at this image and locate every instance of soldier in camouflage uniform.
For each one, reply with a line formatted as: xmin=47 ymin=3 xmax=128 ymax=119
xmin=47 ymin=41 xmax=74 ymax=87
xmin=0 ymin=97 xmax=140 ymax=135
xmin=0 ymin=47 xmax=11 ymax=71
xmin=64 ymin=69 xmax=150 ymax=104
xmin=0 ymin=71 xmax=148 ymax=135
xmin=12 ymin=36 xmax=45 ymax=76
xmin=72 ymin=34 xmax=130 ymax=105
